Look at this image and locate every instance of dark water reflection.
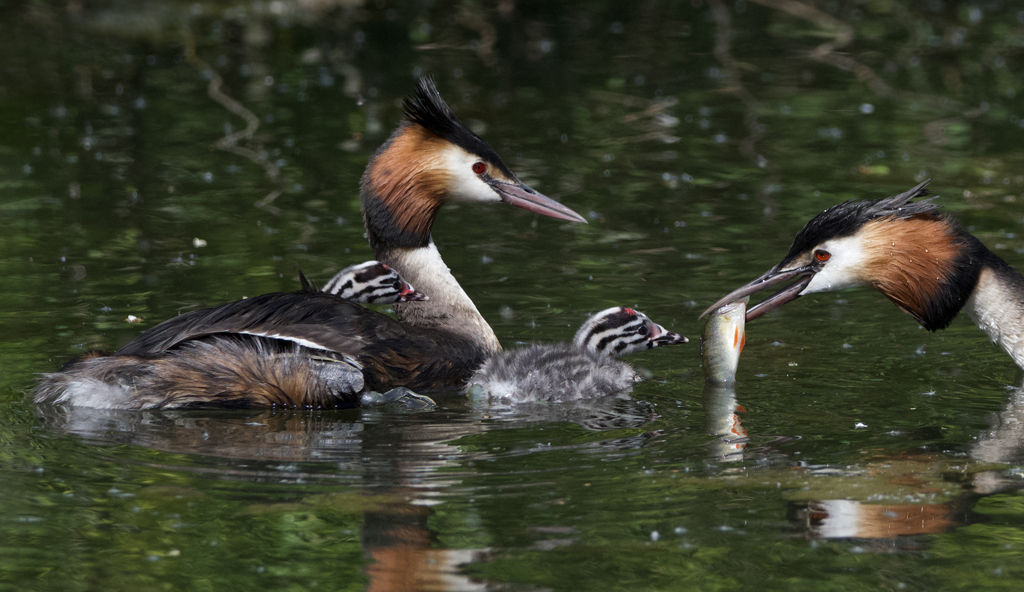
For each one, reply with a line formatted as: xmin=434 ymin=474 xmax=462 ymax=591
xmin=30 ymin=396 xmax=665 ymax=591
xmin=5 ymin=0 xmax=1024 ymax=590
xmin=33 ymin=395 xmax=659 ymax=466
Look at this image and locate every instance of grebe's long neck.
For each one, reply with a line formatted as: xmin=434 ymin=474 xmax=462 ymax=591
xmin=965 ymin=256 xmax=1024 ymax=368
xmin=359 ymin=123 xmax=500 ymax=354
xmin=379 ymin=242 xmax=500 ymax=353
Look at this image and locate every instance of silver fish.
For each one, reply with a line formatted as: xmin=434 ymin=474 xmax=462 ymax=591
xmin=701 ymin=297 xmax=747 ymax=383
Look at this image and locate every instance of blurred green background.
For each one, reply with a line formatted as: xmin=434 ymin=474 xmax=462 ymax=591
xmin=2 ymin=1 xmax=1024 ymax=590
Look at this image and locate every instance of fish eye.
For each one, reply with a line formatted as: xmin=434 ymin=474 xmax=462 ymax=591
xmin=815 ymin=250 xmax=831 ymax=262
xmin=472 ymin=162 xmax=487 ymax=175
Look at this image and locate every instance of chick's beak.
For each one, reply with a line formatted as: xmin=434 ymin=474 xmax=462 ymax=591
xmin=398 ymin=281 xmax=429 ymax=302
xmin=648 ymin=322 xmax=689 ymax=347
xmin=699 ymin=265 xmax=816 ymax=323
xmin=491 ymin=179 xmax=588 ymax=224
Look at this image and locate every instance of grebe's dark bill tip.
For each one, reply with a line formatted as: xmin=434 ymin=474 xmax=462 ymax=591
xmin=700 ymin=267 xmax=815 ymax=320
xmin=742 ymin=275 xmax=812 ymax=321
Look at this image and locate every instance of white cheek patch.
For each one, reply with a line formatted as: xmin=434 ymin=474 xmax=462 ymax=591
xmin=800 ymin=235 xmax=871 ymax=295
xmin=440 ymin=145 xmax=502 ymax=204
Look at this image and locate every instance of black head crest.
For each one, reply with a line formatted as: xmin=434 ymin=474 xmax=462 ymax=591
xmin=781 ymin=180 xmax=939 ymax=264
xmin=402 ymin=77 xmax=516 ymax=179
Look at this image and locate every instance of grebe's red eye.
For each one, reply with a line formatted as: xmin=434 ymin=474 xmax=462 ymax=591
xmin=472 ymin=162 xmax=487 ymax=175
xmin=815 ymin=250 xmax=831 ymax=262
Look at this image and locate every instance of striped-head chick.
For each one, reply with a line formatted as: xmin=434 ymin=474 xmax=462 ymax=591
xmin=322 ymin=261 xmax=427 ymax=304
xmin=361 ymin=77 xmax=585 ymax=253
xmin=701 ymin=180 xmax=989 ymax=331
xmin=573 ymin=307 xmax=688 ymax=358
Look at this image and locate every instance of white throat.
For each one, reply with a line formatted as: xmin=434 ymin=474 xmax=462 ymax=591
xmin=380 ymin=240 xmax=500 ymax=353
xmin=966 ymin=266 xmax=1024 ymax=368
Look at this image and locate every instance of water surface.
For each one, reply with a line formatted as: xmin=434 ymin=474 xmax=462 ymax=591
xmin=2 ymin=1 xmax=1024 ymax=590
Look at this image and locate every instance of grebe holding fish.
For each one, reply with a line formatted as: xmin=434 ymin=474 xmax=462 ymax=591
xmin=700 ymin=181 xmax=1024 ymax=368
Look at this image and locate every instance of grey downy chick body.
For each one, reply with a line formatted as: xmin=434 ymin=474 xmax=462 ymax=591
xmin=468 ymin=307 xmax=687 ymax=405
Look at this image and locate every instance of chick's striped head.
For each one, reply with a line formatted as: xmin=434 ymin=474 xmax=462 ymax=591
xmin=573 ymin=307 xmax=687 ymax=358
xmin=323 ymin=261 xmax=427 ymax=304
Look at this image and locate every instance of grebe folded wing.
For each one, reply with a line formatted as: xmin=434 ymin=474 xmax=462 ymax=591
xmin=114 ymin=291 xmax=373 ymax=358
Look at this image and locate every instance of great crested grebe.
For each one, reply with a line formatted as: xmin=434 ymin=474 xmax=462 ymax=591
xmin=318 ymin=261 xmax=426 ymax=303
xmin=34 ymin=78 xmax=587 ymax=410
xmin=700 ymin=181 xmax=1024 ymax=367
xmin=467 ymin=306 xmax=687 ymax=404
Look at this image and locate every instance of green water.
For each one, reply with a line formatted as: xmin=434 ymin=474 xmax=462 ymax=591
xmin=2 ymin=1 xmax=1024 ymax=590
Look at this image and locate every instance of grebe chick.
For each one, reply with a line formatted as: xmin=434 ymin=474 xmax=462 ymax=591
xmin=468 ymin=307 xmax=687 ymax=405
xmin=701 ymin=180 xmax=1024 ymax=368
xmin=34 ymin=78 xmax=586 ymax=410
xmin=318 ymin=261 xmax=426 ymax=303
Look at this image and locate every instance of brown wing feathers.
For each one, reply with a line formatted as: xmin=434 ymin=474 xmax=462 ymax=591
xmin=39 ymin=336 xmax=365 ymax=409
xmin=41 ymin=290 xmax=486 ymax=408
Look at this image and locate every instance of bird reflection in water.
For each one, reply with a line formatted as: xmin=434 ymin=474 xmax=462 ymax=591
xmin=788 ymin=498 xmax=969 ymax=541
xmin=34 ymin=393 xmax=659 ymax=590
xmin=784 ymin=386 xmax=1024 ymax=541
xmin=362 ymin=501 xmax=489 ymax=592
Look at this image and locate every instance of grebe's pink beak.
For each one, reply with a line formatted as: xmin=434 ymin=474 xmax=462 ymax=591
xmin=490 ymin=179 xmax=587 ymax=224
